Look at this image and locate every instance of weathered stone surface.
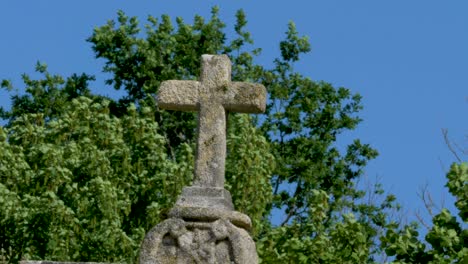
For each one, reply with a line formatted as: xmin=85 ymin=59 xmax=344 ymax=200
xmin=169 ymin=207 xmax=252 ymax=231
xmin=158 ymin=80 xmax=199 ymax=111
xmin=139 ymin=54 xmax=265 ymax=263
xmin=158 ymin=54 xmax=266 ymax=189
xmin=173 ymin=186 xmax=234 ymax=211
xmin=139 ymin=218 xmax=257 ymax=264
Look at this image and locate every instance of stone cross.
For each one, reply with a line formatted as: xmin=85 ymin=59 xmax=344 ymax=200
xmin=158 ymin=54 xmax=266 ymax=189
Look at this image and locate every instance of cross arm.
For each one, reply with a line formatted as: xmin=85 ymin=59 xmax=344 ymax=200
xmin=157 ymin=80 xmax=200 ymax=111
xmin=224 ymin=82 xmax=267 ymax=113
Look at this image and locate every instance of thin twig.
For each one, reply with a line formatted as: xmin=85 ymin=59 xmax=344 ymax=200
xmin=417 ymin=183 xmax=434 ymax=217
xmin=442 ymin=128 xmax=462 ymax=162
xmin=415 ymin=210 xmax=431 ymax=230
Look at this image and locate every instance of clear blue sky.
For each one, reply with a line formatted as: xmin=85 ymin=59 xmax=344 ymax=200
xmin=1 ymin=1 xmax=466 ymax=225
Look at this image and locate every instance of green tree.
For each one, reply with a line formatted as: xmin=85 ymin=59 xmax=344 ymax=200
xmin=381 ymin=162 xmax=467 ymax=264
xmin=1 ymin=7 xmax=404 ymax=263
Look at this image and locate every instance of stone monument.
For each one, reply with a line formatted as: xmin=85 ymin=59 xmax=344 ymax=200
xmin=138 ymin=54 xmax=266 ymax=264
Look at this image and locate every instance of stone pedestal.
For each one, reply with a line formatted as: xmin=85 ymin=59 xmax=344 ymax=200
xmin=138 ymin=187 xmax=258 ymax=264
xmin=140 ymin=55 xmax=264 ymax=263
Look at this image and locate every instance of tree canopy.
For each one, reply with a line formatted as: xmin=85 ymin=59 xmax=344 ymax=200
xmin=1 ymin=7 xmax=466 ymax=264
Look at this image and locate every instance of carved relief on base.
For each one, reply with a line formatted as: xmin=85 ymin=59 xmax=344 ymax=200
xmin=139 ymin=217 xmax=257 ymax=264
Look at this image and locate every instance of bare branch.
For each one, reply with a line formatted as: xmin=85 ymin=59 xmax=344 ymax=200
xmin=417 ymin=183 xmax=434 ymax=218
xmin=442 ymin=128 xmax=462 ymax=162
xmin=438 ymin=156 xmax=447 ymax=174
xmin=415 ymin=209 xmax=431 ymax=230
xmin=280 ymin=205 xmax=297 ymax=226
xmin=280 ymin=179 xmax=302 ymax=226
xmin=415 ymin=182 xmax=447 ymax=231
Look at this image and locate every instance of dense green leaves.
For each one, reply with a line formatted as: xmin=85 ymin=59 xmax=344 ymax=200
xmin=258 ymin=191 xmax=372 ymax=263
xmin=0 ymin=62 xmax=95 ymax=123
xmin=446 ymin=162 xmax=468 ymax=221
xmin=1 ymin=97 xmax=187 ymax=262
xmin=381 ymin=163 xmax=468 ymax=264
xmin=226 ymin=114 xmax=275 ymax=236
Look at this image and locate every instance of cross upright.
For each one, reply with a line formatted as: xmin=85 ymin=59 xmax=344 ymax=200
xmin=158 ymin=54 xmax=266 ymax=189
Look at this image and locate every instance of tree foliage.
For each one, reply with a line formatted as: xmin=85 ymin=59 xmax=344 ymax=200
xmin=1 ymin=6 xmax=465 ymax=264
xmin=381 ymin=162 xmax=467 ymax=264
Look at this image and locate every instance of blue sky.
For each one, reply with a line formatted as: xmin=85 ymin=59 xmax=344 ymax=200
xmin=1 ymin=1 xmax=466 ymax=226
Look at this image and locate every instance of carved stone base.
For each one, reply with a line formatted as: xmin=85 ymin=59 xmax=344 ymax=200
xmin=139 ymin=188 xmax=258 ymax=264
